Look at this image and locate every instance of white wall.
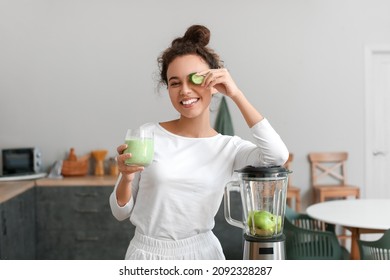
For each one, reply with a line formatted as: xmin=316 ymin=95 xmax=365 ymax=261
xmin=1 ymin=0 xmax=390 ymax=210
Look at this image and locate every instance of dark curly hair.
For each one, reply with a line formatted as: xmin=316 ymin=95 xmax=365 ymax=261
xmin=157 ymin=25 xmax=224 ymax=87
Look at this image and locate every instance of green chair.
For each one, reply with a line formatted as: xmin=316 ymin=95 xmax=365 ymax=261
xmin=284 ymin=207 xmax=350 ymax=260
xmin=358 ymin=229 xmax=390 ymax=260
xmin=285 ymin=206 xmax=335 ymax=232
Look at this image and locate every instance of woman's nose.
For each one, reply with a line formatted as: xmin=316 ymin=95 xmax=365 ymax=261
xmin=179 ymin=81 xmax=192 ymax=95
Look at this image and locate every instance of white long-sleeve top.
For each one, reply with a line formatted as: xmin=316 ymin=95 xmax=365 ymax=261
xmin=109 ymin=119 xmax=288 ymax=240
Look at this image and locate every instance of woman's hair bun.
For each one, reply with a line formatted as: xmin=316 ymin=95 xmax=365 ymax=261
xmin=173 ymin=25 xmax=210 ymax=47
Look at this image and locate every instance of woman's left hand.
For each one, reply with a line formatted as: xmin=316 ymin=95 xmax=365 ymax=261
xmin=197 ymin=68 xmax=242 ymax=99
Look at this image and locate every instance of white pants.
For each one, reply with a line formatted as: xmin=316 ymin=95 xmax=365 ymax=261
xmin=125 ymin=229 xmax=225 ymax=260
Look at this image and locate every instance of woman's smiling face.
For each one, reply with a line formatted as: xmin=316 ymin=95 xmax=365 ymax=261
xmin=166 ymin=54 xmax=214 ymax=119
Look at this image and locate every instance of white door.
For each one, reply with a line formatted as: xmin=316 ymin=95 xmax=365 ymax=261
xmin=365 ymin=46 xmax=390 ymax=199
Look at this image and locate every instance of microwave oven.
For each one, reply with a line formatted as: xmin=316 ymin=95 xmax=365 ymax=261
xmin=1 ymin=147 xmax=42 ymax=176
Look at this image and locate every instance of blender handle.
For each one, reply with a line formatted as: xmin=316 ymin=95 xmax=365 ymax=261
xmin=224 ymin=181 xmax=246 ymax=229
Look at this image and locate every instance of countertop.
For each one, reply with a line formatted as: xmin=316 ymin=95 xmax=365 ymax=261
xmin=0 ymin=180 xmax=35 ymax=204
xmin=0 ymin=175 xmax=117 ymax=204
xmin=36 ymin=175 xmax=117 ymax=187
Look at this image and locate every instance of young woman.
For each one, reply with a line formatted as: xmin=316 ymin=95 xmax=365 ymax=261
xmin=110 ymin=24 xmax=289 ymax=260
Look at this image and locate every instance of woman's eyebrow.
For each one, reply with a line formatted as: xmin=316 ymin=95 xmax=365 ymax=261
xmin=168 ymin=76 xmax=179 ymax=82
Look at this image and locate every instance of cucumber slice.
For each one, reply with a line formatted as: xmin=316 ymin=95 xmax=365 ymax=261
xmin=189 ymin=73 xmax=204 ymax=85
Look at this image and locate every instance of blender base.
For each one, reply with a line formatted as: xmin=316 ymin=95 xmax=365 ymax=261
xmin=243 ymin=233 xmax=286 ymax=260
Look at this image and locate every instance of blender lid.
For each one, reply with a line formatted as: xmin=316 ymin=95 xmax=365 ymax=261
xmin=235 ymin=165 xmax=292 ymax=178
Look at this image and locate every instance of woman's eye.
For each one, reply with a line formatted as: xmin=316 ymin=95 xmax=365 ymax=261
xmin=169 ymin=82 xmax=180 ymax=87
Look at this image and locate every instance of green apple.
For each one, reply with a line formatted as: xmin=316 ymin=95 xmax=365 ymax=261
xmin=247 ymin=211 xmax=255 ymax=227
xmin=255 ymin=228 xmax=275 ymax=236
xmin=274 ymin=215 xmax=282 ymax=232
xmin=254 ymin=210 xmax=276 ymax=231
xmin=247 ymin=210 xmax=281 ymax=236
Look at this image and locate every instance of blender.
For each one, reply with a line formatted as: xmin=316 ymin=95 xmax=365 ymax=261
xmin=224 ymin=166 xmax=291 ymax=260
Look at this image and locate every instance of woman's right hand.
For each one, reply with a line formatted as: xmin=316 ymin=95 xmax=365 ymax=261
xmin=116 ymin=144 xmax=144 ymax=182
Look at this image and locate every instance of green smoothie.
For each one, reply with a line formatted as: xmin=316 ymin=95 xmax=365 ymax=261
xmin=124 ymin=138 xmax=154 ymax=166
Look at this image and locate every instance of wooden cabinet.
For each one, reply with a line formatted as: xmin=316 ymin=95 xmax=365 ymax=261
xmin=0 ymin=188 xmax=36 ymax=259
xmin=35 ymin=186 xmax=135 ymax=260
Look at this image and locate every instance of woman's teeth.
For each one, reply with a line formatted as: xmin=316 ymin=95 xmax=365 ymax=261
xmin=181 ymin=98 xmax=198 ymax=105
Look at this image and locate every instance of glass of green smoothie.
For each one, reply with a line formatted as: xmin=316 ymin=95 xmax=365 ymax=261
xmin=124 ymin=128 xmax=154 ymax=166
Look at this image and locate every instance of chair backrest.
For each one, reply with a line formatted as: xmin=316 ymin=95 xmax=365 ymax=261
xmin=308 ymin=152 xmax=348 ymax=186
xmin=284 ymin=207 xmax=343 ymax=260
xmin=358 ymin=229 xmax=390 ymax=260
xmin=285 ymin=206 xmax=335 ymax=233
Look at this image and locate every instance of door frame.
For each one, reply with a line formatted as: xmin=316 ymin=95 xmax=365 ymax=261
xmin=364 ymin=45 xmax=390 ymax=198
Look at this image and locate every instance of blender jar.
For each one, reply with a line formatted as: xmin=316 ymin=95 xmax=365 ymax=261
xmin=224 ymin=166 xmax=291 ymax=238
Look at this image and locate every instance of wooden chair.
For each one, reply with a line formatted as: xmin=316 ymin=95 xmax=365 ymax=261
xmin=308 ymin=152 xmax=360 ymax=245
xmin=284 ymin=153 xmax=301 ymax=212
xmin=308 ymin=152 xmax=360 ymax=203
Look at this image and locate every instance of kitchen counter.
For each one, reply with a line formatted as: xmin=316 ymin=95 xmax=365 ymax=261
xmin=0 ymin=180 xmax=35 ymax=204
xmin=36 ymin=175 xmax=117 ymax=187
xmin=0 ymin=175 xmax=117 ymax=203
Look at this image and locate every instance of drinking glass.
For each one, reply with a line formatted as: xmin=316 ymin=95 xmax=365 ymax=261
xmin=124 ymin=128 xmax=154 ymax=166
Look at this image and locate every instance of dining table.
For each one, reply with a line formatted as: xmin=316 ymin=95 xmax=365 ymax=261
xmin=306 ymin=199 xmax=390 ymax=260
